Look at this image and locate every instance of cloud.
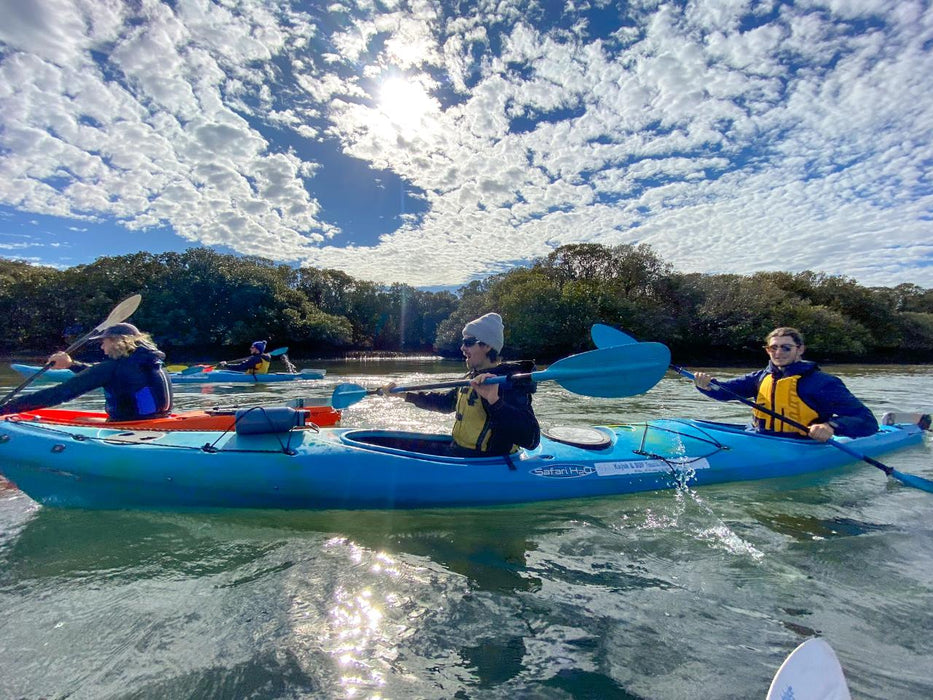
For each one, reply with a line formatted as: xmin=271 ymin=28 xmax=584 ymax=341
xmin=0 ymin=0 xmax=930 ymax=288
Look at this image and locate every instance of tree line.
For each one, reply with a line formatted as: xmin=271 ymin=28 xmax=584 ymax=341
xmin=1 ymin=244 xmax=931 ymax=364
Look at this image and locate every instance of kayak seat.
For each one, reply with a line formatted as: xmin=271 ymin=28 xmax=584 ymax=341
xmin=542 ymin=426 xmax=613 ymax=450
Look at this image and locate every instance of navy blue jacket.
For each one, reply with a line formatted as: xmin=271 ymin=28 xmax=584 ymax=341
xmin=0 ymin=345 xmax=173 ymax=421
xmin=697 ymin=359 xmax=878 ymax=438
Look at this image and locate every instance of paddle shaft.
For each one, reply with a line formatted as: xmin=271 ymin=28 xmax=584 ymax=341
xmin=389 ymin=373 xmax=524 ymax=393
xmin=331 ymin=341 xmax=671 ymax=409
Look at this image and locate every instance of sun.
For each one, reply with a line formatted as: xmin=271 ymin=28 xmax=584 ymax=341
xmin=378 ymin=76 xmax=434 ymax=132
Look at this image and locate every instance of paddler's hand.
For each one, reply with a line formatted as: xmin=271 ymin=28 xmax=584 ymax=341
xmin=808 ymin=422 xmax=835 ymax=443
xmin=693 ymin=371 xmax=714 ymax=390
xmin=378 ymin=381 xmax=398 ymax=397
xmin=471 ymin=373 xmax=500 ymax=404
xmin=48 ymin=351 xmax=73 ymax=369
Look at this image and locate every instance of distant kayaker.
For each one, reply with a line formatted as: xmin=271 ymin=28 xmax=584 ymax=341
xmin=381 ymin=312 xmax=541 ymax=456
xmin=0 ymin=322 xmax=173 ymax=421
xmin=692 ymin=326 xmax=878 ymax=441
xmin=219 ymin=340 xmax=271 ymax=374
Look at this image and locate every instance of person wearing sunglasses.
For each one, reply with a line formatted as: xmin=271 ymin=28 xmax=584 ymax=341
xmin=692 ymin=326 xmax=878 ymax=441
xmin=381 ymin=312 xmax=540 ymax=456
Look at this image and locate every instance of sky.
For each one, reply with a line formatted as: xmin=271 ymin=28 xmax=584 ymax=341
xmin=0 ymin=0 xmax=931 ymax=291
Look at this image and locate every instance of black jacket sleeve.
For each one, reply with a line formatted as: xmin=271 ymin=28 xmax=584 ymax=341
xmin=0 ymin=361 xmax=116 ymax=415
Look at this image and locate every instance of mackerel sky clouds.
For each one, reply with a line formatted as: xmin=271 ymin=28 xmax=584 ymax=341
xmin=1 ymin=0 xmax=931 ymax=288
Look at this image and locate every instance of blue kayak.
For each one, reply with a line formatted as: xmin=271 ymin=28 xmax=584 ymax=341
xmin=10 ymin=363 xmax=325 ymax=384
xmin=0 ymin=413 xmax=924 ymax=510
xmin=168 ymin=368 xmax=326 ymax=383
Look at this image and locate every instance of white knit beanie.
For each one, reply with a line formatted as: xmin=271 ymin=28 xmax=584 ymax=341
xmin=462 ymin=312 xmax=504 ymax=352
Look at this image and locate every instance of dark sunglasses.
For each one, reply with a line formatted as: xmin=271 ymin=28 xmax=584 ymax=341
xmin=461 ymin=337 xmax=483 ymax=347
xmin=764 ymin=343 xmax=799 ymax=353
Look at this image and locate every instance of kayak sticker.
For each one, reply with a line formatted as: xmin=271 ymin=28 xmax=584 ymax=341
xmin=529 ymin=464 xmax=597 ymax=478
xmin=594 ymin=458 xmax=711 ymax=476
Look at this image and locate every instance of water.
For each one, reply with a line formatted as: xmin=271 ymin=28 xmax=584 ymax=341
xmin=1 ymin=358 xmax=932 ymax=698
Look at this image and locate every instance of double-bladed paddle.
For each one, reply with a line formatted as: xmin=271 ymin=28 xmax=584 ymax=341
xmin=0 ymin=294 xmax=142 ymax=407
xmin=591 ymin=323 xmax=933 ymax=493
xmin=330 ymin=341 xmax=671 ymax=410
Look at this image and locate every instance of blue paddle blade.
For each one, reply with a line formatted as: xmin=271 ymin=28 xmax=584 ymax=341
xmin=891 ymin=470 xmax=933 ymax=493
xmin=529 ymin=342 xmax=670 ymax=397
xmin=331 ymin=382 xmax=372 ymax=410
xmin=269 ymin=346 xmax=289 ymax=357
xmin=590 ymin=324 xmax=637 ymax=347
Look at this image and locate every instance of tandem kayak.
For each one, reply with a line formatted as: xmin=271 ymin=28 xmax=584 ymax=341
xmin=10 ymin=363 xmax=326 ymax=384
xmin=0 ymin=415 xmax=924 ymax=511
xmin=4 ymin=403 xmax=341 ymax=430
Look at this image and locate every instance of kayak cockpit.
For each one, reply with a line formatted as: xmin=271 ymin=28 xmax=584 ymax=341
xmin=339 ymin=430 xmax=500 ymax=460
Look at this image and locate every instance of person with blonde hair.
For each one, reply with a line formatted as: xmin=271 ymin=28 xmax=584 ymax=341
xmin=0 ymin=322 xmax=172 ymax=421
xmin=693 ymin=326 xmax=877 ymax=441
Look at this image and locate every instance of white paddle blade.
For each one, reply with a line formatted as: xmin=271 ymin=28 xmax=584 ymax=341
xmin=96 ymin=294 xmax=142 ymax=331
xmin=767 ymin=638 xmax=851 ymax=700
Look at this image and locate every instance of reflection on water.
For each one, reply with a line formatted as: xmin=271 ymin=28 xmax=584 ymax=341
xmin=1 ymin=360 xmax=932 ymax=698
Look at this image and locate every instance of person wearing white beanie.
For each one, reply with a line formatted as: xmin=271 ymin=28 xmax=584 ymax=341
xmin=381 ymin=312 xmax=540 ymax=456
xmin=461 ymin=312 xmax=504 ymax=353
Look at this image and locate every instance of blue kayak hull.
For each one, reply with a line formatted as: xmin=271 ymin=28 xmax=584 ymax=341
xmin=168 ymin=368 xmax=326 ymax=383
xmin=10 ymin=363 xmax=325 ymax=384
xmin=10 ymin=363 xmax=75 ymax=383
xmin=0 ymin=418 xmax=923 ymax=510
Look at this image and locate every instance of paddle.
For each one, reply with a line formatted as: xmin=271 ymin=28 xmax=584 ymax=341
xmin=1 ymin=294 xmax=143 ymax=406
xmin=330 ymin=341 xmax=672 ymax=410
xmin=767 ymin=638 xmax=851 ymax=700
xmin=179 ymin=347 xmax=290 ymax=375
xmin=590 ymin=324 xmax=933 ymax=492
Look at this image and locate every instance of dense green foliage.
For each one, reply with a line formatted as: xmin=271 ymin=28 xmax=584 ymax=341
xmin=1 ymin=245 xmax=931 ymax=363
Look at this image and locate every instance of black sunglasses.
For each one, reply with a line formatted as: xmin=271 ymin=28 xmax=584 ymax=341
xmin=461 ymin=337 xmax=483 ymax=347
xmin=764 ymin=343 xmax=799 ymax=353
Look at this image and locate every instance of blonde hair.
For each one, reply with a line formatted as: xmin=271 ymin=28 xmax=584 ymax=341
xmin=106 ymin=332 xmax=156 ymax=359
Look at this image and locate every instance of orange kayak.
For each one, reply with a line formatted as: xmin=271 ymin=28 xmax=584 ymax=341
xmin=7 ymin=405 xmax=341 ymax=430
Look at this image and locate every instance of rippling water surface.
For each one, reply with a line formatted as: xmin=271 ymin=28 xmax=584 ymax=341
xmin=1 ymin=358 xmax=932 ymax=699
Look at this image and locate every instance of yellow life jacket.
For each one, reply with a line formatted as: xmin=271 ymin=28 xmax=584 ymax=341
xmin=451 ymin=384 xmax=519 ymax=454
xmin=753 ymin=373 xmax=820 ymax=436
xmin=248 ymin=356 xmax=271 ymax=375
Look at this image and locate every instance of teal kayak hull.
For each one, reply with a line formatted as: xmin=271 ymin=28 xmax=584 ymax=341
xmin=0 ymin=417 xmax=924 ymax=510
xmin=10 ymin=363 xmax=325 ymax=384
xmin=10 ymin=363 xmax=75 ymax=383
